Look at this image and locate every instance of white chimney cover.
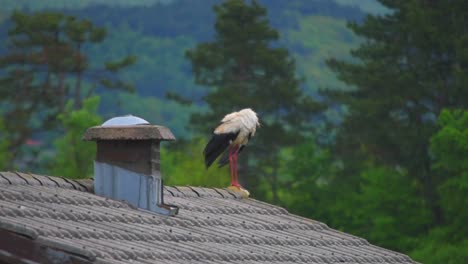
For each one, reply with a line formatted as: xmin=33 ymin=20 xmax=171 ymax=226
xmin=101 ymin=115 xmax=150 ymax=126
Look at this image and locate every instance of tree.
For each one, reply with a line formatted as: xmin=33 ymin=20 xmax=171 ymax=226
xmin=409 ymin=109 xmax=468 ymax=264
xmin=429 ymin=109 xmax=468 ymax=241
xmin=0 ymin=11 xmax=135 ymax=166
xmin=185 ymin=0 xmax=322 ymax=201
xmin=326 ymin=0 xmax=468 ymax=228
xmin=49 ymin=96 xmax=102 ymax=178
xmin=338 ymin=164 xmax=430 ymax=252
xmin=282 ymin=141 xmax=431 ymax=254
xmin=278 ymin=140 xmax=334 ymax=219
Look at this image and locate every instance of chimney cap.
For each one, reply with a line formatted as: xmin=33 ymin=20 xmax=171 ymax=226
xmin=83 ymin=115 xmax=175 ymax=141
xmin=102 ymin=115 xmax=150 ymax=126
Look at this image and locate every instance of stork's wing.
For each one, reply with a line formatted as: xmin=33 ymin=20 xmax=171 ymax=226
xmin=203 ymin=131 xmax=239 ymax=168
xmin=214 ymin=115 xmax=242 ymax=134
xmin=220 ymin=111 xmax=239 ymax=123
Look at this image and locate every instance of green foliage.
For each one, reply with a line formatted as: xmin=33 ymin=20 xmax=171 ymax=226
xmin=424 ymin=109 xmax=468 ymax=263
xmin=50 ymin=96 xmax=102 ymax=178
xmin=346 ymin=165 xmax=430 ymax=252
xmin=431 ymin=109 xmax=468 ymax=173
xmin=88 ymin=23 xmax=199 ymax=99
xmin=411 ymin=227 xmax=468 ymax=264
xmin=161 ymin=138 xmax=229 ymax=187
xmin=286 ymin=15 xmax=360 ymax=92
xmin=277 ymin=140 xmax=334 ymax=218
xmin=0 ymin=118 xmax=12 ymax=169
xmin=0 ymin=11 xmax=134 ymax=166
xmin=322 ymin=1 xmax=468 ymax=261
xmin=105 ymin=55 xmax=137 ymax=73
xmin=283 ymin=141 xmax=430 ymax=253
xmin=327 ymin=0 xmax=468 ymax=229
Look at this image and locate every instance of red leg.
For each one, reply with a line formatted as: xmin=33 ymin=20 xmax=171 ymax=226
xmin=233 ymin=146 xmax=241 ymax=188
xmin=229 ymin=148 xmax=234 ymax=186
xmin=234 ymin=150 xmax=239 ymax=187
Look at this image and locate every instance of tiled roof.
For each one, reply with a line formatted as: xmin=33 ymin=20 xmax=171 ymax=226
xmin=0 ymin=171 xmax=416 ymax=264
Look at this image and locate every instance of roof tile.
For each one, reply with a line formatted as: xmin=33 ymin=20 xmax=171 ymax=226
xmin=46 ymin=175 xmax=76 ymax=189
xmin=209 ymin=188 xmax=236 ymax=198
xmin=172 ymin=186 xmax=200 ymax=197
xmin=13 ymin=172 xmax=43 ymax=185
xmin=27 ymin=173 xmax=60 ymax=187
xmin=0 ymin=171 xmax=27 ymax=185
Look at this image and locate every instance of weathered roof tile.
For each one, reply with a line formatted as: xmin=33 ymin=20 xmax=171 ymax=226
xmin=0 ymin=171 xmax=27 ymax=185
xmin=13 ymin=172 xmax=42 ymax=185
xmin=27 ymin=173 xmax=60 ymax=187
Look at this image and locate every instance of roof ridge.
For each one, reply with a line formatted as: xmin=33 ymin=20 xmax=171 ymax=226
xmin=0 ymin=171 xmax=247 ymax=200
xmin=0 ymin=171 xmax=93 ymax=192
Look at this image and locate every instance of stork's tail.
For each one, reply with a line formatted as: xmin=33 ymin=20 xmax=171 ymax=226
xmin=203 ymin=132 xmax=238 ymax=168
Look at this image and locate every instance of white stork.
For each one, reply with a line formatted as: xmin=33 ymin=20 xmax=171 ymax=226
xmin=203 ymin=108 xmax=260 ymax=188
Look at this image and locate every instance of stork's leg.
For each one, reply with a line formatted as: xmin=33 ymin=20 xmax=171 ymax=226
xmin=234 ymin=149 xmax=239 ymax=187
xmin=229 ymin=147 xmax=235 ymax=186
xmin=232 ymin=146 xmax=241 ymax=188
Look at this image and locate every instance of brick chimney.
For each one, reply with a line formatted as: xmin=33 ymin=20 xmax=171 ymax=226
xmin=83 ymin=115 xmax=178 ymax=216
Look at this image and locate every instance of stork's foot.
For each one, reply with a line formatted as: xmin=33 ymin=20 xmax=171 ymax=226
xmin=227 ymin=185 xmax=250 ymax=198
xmin=230 ymin=183 xmax=243 ymax=189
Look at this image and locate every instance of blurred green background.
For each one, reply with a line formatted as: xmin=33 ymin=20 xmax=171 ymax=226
xmin=0 ymin=1 xmax=466 ymax=263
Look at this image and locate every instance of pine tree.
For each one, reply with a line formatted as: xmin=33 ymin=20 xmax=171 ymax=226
xmin=0 ymin=11 xmax=136 ymax=166
xmin=326 ymin=0 xmax=468 ymax=230
xmin=186 ymin=0 xmax=321 ymax=200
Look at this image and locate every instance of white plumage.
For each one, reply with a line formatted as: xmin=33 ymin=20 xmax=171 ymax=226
xmin=204 ymin=108 xmax=260 ymax=188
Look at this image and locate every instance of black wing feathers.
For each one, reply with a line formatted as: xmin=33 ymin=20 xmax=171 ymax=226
xmin=203 ymin=131 xmax=239 ymax=168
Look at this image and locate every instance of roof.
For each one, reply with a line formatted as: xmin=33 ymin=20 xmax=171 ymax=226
xmin=0 ymin=171 xmax=416 ymax=264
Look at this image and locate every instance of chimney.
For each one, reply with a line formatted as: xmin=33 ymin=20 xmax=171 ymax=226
xmin=83 ymin=115 xmax=178 ymax=216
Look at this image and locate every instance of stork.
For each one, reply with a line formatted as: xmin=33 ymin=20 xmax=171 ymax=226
xmin=203 ymin=108 xmax=260 ymax=188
